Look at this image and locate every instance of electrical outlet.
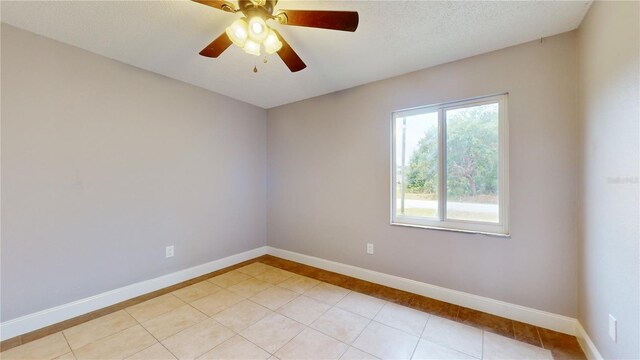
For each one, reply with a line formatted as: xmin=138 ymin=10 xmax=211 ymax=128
xmin=609 ymin=314 xmax=617 ymax=342
xmin=366 ymin=243 xmax=374 ymax=255
xmin=166 ymin=245 xmax=174 ymax=258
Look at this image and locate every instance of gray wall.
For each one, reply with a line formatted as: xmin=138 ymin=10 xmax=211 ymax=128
xmin=577 ymin=2 xmax=639 ymax=359
xmin=1 ymin=24 xmax=267 ymax=321
xmin=267 ymin=32 xmax=579 ymax=316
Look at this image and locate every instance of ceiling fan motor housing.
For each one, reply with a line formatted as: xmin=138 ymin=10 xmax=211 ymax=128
xmin=238 ymin=0 xmax=277 ymax=18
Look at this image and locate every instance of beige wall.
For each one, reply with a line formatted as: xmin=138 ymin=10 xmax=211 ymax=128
xmin=0 ymin=24 xmax=267 ymax=321
xmin=4 ymin=5 xmax=638 ymax=355
xmin=267 ymin=32 xmax=579 ymax=316
xmin=577 ymin=2 xmax=639 ymax=359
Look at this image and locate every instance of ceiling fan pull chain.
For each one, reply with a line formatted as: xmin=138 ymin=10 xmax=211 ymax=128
xmin=253 ymin=65 xmax=258 ymax=73
xmin=263 ymin=56 xmax=268 ymax=64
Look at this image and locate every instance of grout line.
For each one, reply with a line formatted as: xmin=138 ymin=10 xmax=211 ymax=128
xmin=135 ymin=290 xmax=226 ymax=360
xmin=237 ymin=331 xmax=276 ymax=356
xmin=408 ymin=314 xmax=430 ymax=359
xmin=158 ymin=342 xmax=179 ymax=360
xmin=341 ymin=297 xmax=388 ymax=354
xmin=59 ymin=329 xmax=74 ymax=358
xmin=481 ymin=329 xmax=485 ymax=359
xmin=62 ymin=311 xmax=145 ymax=356
xmin=126 ymin=342 xmax=164 ymax=360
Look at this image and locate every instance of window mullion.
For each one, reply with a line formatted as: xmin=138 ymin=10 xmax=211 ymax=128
xmin=438 ymin=108 xmax=446 ymax=221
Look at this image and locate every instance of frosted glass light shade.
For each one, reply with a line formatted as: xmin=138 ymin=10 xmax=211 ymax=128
xmin=243 ymin=39 xmax=261 ymax=56
xmin=248 ymin=17 xmax=268 ymax=42
xmin=263 ymin=29 xmax=282 ymax=54
xmin=226 ymin=18 xmax=249 ymax=47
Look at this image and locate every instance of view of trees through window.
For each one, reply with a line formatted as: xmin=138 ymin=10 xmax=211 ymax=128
xmin=395 ymin=102 xmax=499 ymax=223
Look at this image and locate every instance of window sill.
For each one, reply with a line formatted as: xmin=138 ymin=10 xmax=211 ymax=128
xmin=390 ymin=222 xmax=511 ymax=238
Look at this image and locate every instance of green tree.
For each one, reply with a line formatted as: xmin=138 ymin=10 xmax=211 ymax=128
xmin=406 ymin=105 xmax=498 ymax=200
xmin=406 ymin=126 xmax=438 ymax=194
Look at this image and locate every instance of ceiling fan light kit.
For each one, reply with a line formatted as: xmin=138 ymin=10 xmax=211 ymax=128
xmin=225 ymin=16 xmax=282 ymax=56
xmin=193 ymin=0 xmax=359 ymax=72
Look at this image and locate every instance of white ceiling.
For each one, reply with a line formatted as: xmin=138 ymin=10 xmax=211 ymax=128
xmin=1 ymin=0 xmax=591 ymax=109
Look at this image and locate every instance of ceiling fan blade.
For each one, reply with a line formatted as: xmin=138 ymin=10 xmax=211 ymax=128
xmin=191 ymin=0 xmax=236 ymax=12
xmin=271 ymin=29 xmax=306 ymax=72
xmin=199 ymin=32 xmax=232 ymax=58
xmin=277 ymin=10 xmax=359 ymax=32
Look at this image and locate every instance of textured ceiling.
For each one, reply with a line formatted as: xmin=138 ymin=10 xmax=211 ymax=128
xmin=1 ymin=1 xmax=591 ymax=108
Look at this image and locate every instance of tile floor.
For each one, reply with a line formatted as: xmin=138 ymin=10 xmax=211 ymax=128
xmin=1 ymin=262 xmax=557 ymax=360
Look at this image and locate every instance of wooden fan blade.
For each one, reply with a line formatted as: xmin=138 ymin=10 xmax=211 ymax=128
xmin=199 ymin=32 xmax=232 ymax=58
xmin=191 ymin=0 xmax=235 ymax=12
xmin=277 ymin=10 xmax=359 ymax=32
xmin=271 ymin=29 xmax=306 ymax=72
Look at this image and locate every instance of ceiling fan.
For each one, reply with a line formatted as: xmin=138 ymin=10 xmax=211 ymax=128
xmin=193 ymin=0 xmax=359 ymax=72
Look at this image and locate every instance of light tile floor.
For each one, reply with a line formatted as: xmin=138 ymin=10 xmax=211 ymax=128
xmin=1 ymin=263 xmax=553 ymax=360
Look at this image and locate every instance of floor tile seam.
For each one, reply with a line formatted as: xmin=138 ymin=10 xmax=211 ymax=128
xmin=65 ymin=315 xmax=139 ymax=356
xmin=281 ymin=294 xmax=335 ymax=326
xmin=409 ymin=314 xmax=432 ymax=360
xmin=68 ymin=320 xmax=154 ymax=358
xmin=276 ymin=298 xmax=359 ymax=353
xmin=138 ymin=303 xmax=210 ymax=343
xmin=480 ymin=326 xmax=485 ymax=359
xmin=368 ymin=318 xmax=423 ymax=343
xmin=62 ymin=311 xmax=141 ymax=351
xmin=59 ymin=329 xmax=74 ymax=359
xmin=173 ymin=317 xmax=237 ymax=360
xmin=348 ymin=347 xmax=379 ymax=360
xmin=331 ymin=289 xmax=352 ymax=305
xmin=349 ymin=313 xmax=375 ymax=356
xmin=420 ymin=322 xmax=484 ymax=360
xmin=125 ymin=342 xmax=167 ymax=360
xmin=308 ymin=314 xmax=362 ymax=346
xmin=273 ymin=324 xmax=311 ymax=357
xmin=123 ymin=293 xmax=188 ymax=324
xmin=371 ymin=308 xmax=431 ymax=340
xmin=270 ymin=281 xmax=348 ymax=309
xmin=141 ymin=309 xmax=212 ymax=348
xmin=235 ymin=331 xmax=277 ymax=356
xmin=248 ymin=285 xmax=304 ymax=310
xmin=419 ymin=314 xmax=433 ymax=340
xmin=236 ymin=317 xmax=306 ymax=357
xmin=156 ymin=342 xmax=179 ymax=360
xmin=171 ymin=288 xmax=222 ymax=304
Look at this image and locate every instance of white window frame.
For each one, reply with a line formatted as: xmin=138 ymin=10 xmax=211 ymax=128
xmin=390 ymin=94 xmax=509 ymax=236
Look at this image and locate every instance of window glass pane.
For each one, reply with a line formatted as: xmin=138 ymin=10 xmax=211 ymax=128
xmin=396 ymin=111 xmax=438 ymax=218
xmin=445 ymin=103 xmax=499 ymax=223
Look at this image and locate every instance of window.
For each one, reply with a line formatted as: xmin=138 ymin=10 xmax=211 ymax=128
xmin=391 ymin=94 xmax=509 ymax=236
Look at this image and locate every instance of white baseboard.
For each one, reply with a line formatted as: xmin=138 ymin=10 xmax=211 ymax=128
xmin=576 ymin=321 xmax=603 ymax=360
xmin=0 ymin=246 xmax=268 ymax=341
xmin=3 ymin=244 xmax=596 ymax=351
xmin=266 ymin=246 xmax=577 ymax=336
